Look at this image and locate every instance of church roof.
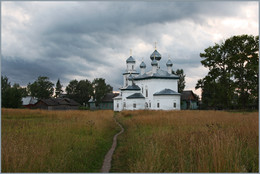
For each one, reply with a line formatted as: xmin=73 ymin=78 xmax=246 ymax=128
xmin=128 ymin=74 xmax=134 ymax=80
xmin=126 ymin=93 xmax=145 ymax=99
xmin=122 ymin=71 xmax=139 ymax=75
xmin=134 ymin=69 xmax=179 ymax=81
xmin=121 ymin=84 xmax=141 ymax=91
xmin=153 ymin=88 xmax=180 ymax=96
xmin=126 ymin=56 xmax=136 ymax=63
xmin=150 ymin=50 xmax=161 ymax=61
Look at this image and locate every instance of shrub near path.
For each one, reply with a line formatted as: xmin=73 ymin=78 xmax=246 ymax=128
xmin=1 ymin=109 xmax=118 ymax=172
xmin=111 ymin=110 xmax=259 ymax=173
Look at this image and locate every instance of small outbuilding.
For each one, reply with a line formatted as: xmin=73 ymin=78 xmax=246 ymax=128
xmin=89 ymin=93 xmax=119 ymax=110
xmin=181 ymin=90 xmax=199 ymax=110
xmin=34 ymin=98 xmax=80 ymax=110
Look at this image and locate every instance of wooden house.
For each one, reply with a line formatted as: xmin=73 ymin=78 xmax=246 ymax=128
xmin=89 ymin=93 xmax=119 ymax=110
xmin=181 ymin=90 xmax=199 ymax=110
xmin=22 ymin=96 xmax=38 ymax=109
xmin=34 ymin=98 xmax=80 ymax=110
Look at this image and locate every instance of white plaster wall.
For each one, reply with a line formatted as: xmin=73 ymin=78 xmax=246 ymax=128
xmin=153 ymin=95 xmax=180 ymax=110
xmin=135 ymin=78 xmax=178 ymax=102
xmin=113 ymin=98 xmax=122 ymax=111
xmin=127 ymin=62 xmax=135 ymax=72
xmin=124 ymin=98 xmax=145 ymax=110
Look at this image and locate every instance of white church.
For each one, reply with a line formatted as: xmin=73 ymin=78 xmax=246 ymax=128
xmin=113 ymin=45 xmax=181 ymax=111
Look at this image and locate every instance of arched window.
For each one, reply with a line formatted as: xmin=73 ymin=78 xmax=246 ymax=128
xmin=157 ymin=102 xmax=160 ymax=108
xmin=173 ymin=102 xmax=176 ymax=108
xmin=149 ymin=101 xmax=151 ymax=108
xmin=132 ymin=65 xmax=134 ymax=70
xmin=133 ymin=103 xmax=136 ymax=108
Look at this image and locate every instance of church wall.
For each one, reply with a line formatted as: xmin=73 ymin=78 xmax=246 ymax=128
xmin=113 ymin=98 xmax=122 ymax=111
xmin=135 ymin=78 xmax=178 ymax=100
xmin=153 ymin=95 xmax=181 ymax=110
xmin=125 ymin=98 xmax=145 ymax=110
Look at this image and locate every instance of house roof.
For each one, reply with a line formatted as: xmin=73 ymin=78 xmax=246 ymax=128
xmin=181 ymin=90 xmax=197 ymax=101
xmin=38 ymin=98 xmax=80 ymax=106
xmin=126 ymin=93 xmax=145 ymax=99
xmin=22 ymin=96 xmax=38 ymax=105
xmin=134 ymin=69 xmax=179 ymax=81
xmin=126 ymin=56 xmax=136 ymax=63
xmin=89 ymin=93 xmax=120 ymax=103
xmin=120 ymin=84 xmax=141 ymax=91
xmin=153 ymin=88 xmax=180 ymax=96
xmin=102 ymin=93 xmax=119 ymax=102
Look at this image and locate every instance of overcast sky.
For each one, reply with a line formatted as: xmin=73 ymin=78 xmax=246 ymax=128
xmin=1 ymin=1 xmax=258 ymax=96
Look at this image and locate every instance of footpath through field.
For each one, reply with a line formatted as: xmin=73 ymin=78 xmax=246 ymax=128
xmin=100 ymin=113 xmax=124 ymax=173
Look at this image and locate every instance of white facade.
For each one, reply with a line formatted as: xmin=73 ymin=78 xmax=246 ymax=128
xmin=113 ymin=48 xmax=181 ymax=111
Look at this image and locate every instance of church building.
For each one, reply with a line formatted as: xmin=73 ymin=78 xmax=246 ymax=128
xmin=113 ymin=45 xmax=181 ymax=111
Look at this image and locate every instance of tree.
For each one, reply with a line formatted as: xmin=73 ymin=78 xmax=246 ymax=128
xmin=196 ymin=34 xmax=259 ymax=110
xmin=76 ymin=80 xmax=93 ymax=106
xmin=65 ymin=79 xmax=79 ymax=101
xmin=55 ymin=79 xmax=63 ymax=98
xmin=28 ymin=76 xmax=54 ymax=99
xmin=65 ymin=79 xmax=93 ymax=106
xmin=92 ymin=78 xmax=113 ymax=107
xmin=1 ymin=76 xmax=11 ymax=107
xmin=1 ymin=76 xmax=23 ymax=108
xmin=173 ymin=69 xmax=186 ymax=93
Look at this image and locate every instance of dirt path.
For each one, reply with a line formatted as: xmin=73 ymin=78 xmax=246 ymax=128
xmin=100 ymin=116 xmax=124 ymax=173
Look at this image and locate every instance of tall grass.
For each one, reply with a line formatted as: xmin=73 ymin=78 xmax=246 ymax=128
xmin=111 ymin=110 xmax=259 ymax=173
xmin=1 ymin=109 xmax=118 ymax=172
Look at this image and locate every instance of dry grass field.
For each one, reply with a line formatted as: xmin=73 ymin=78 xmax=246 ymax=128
xmin=1 ymin=109 xmax=118 ymax=172
xmin=111 ymin=110 xmax=259 ymax=173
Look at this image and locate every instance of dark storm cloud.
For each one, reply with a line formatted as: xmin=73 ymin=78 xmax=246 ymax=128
xmin=2 ymin=1 xmax=257 ymax=91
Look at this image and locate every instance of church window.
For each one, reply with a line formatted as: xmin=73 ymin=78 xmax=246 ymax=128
xmin=123 ymin=102 xmax=126 ymax=108
xmin=145 ymin=102 xmax=148 ymax=108
xmin=142 ymin=87 xmax=143 ymax=93
xmin=157 ymin=103 xmax=160 ymax=108
xmin=133 ymin=103 xmax=136 ymax=108
xmin=117 ymin=103 xmax=119 ymax=108
xmin=146 ymin=89 xmax=148 ymax=97
xmin=132 ymin=65 xmax=134 ymax=70
xmin=149 ymin=102 xmax=151 ymax=108
xmin=173 ymin=102 xmax=176 ymax=108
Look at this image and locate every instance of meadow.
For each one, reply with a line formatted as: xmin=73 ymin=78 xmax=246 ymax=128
xmin=111 ymin=110 xmax=259 ymax=173
xmin=1 ymin=109 xmax=118 ymax=172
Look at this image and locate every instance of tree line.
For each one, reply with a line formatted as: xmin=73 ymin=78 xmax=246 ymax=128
xmin=1 ymin=76 xmax=112 ymax=108
xmin=196 ymin=34 xmax=258 ymax=110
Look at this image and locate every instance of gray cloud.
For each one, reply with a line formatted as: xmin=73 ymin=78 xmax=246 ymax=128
xmin=1 ymin=1 xmax=258 ymax=95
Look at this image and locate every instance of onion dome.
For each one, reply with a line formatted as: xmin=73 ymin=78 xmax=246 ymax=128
xmin=140 ymin=61 xmax=146 ymax=68
xmin=151 ymin=59 xmax=158 ymax=66
xmin=126 ymin=56 xmax=136 ymax=63
xmin=128 ymin=73 xmax=134 ymax=80
xmin=166 ymin=59 xmax=173 ymax=66
xmin=150 ymin=50 xmax=162 ymax=61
